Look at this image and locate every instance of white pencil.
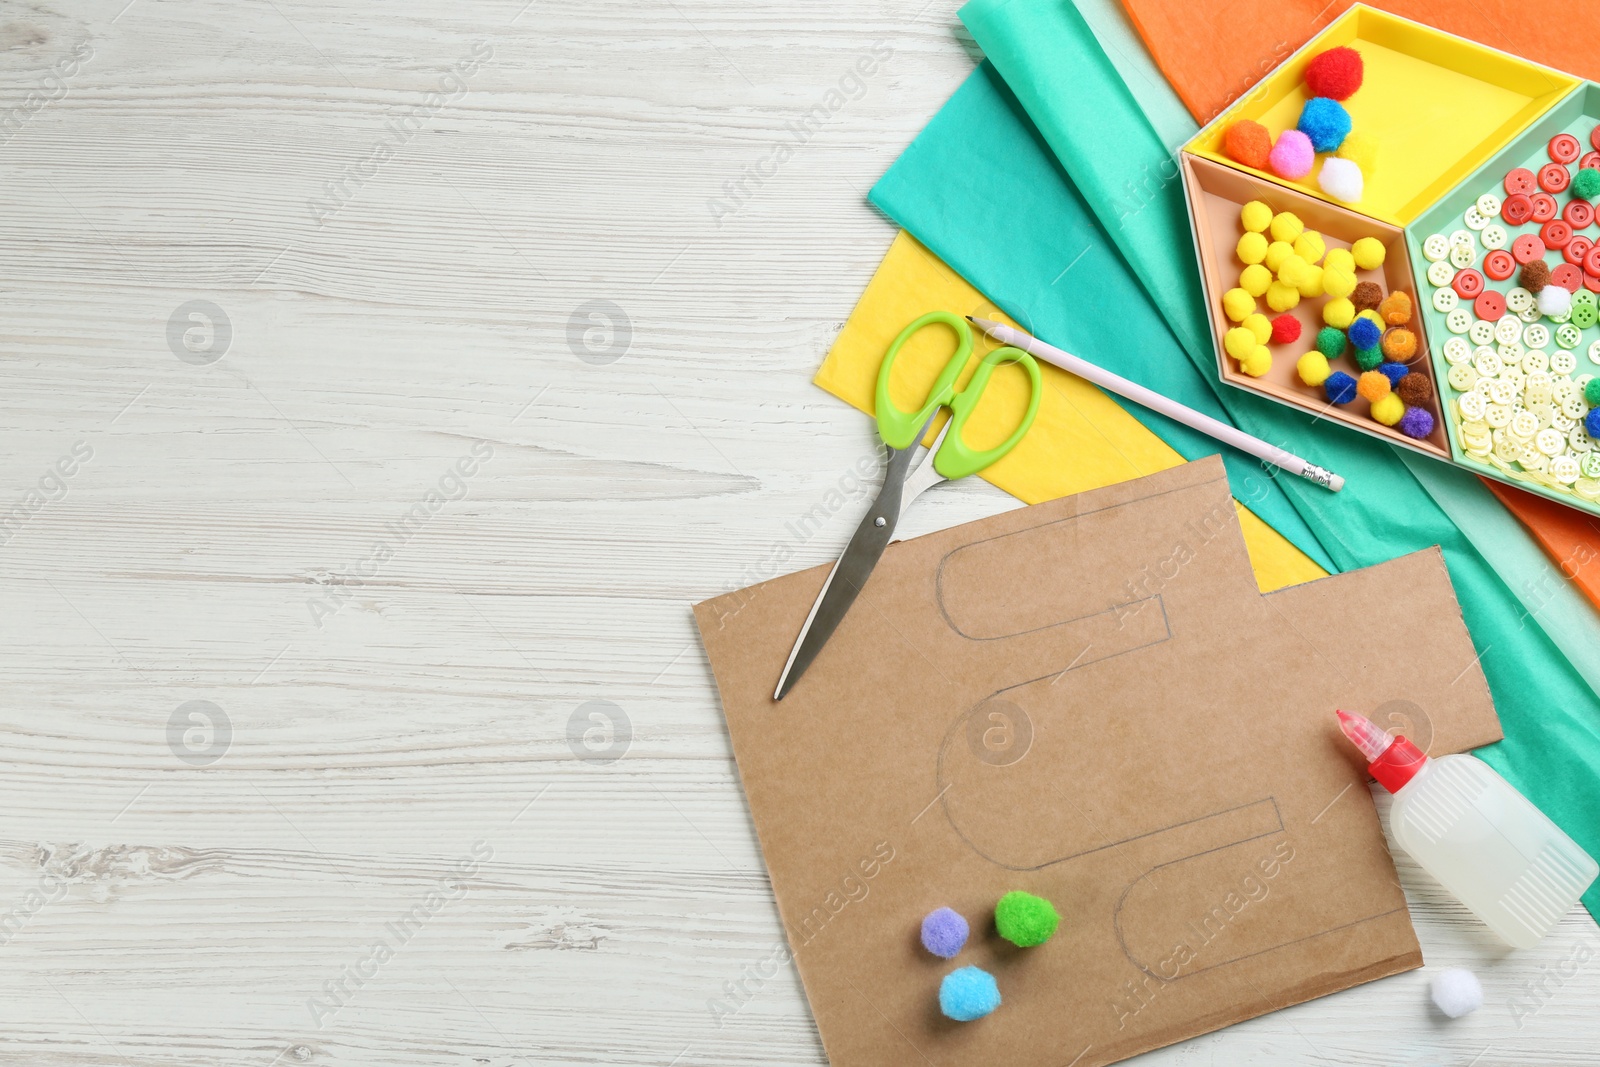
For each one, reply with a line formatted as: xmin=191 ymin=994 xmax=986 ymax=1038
xmin=968 ymin=317 xmax=1345 ymax=493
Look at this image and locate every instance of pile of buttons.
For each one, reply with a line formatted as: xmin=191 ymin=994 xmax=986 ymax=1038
xmin=1422 ymin=127 xmax=1600 ymax=498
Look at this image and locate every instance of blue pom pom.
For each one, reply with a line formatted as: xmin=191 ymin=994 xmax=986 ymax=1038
xmin=1325 ymin=371 xmax=1358 ymax=405
xmin=1348 ymin=317 xmax=1382 ymax=349
xmin=920 ymin=907 xmax=969 ymax=959
xmin=939 ymin=966 xmax=1001 ymax=1022
xmin=1586 ymin=408 xmax=1600 ymax=439
xmin=1297 ymin=97 xmax=1352 ymax=153
xmin=1379 ymin=361 xmax=1410 ymax=385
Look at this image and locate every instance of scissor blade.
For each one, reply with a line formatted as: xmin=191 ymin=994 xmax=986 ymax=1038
xmin=773 ymin=437 xmax=924 ymax=701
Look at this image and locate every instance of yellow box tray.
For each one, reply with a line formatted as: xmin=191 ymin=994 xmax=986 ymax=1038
xmin=1185 ymin=5 xmax=1578 ymax=226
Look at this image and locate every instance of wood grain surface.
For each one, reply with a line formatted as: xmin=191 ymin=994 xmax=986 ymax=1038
xmin=0 ymin=1 xmax=1595 ymax=1064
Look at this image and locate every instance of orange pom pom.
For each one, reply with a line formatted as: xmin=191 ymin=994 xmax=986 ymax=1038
xmin=1224 ymin=121 xmax=1273 ymax=170
xmin=1381 ymin=327 xmax=1418 ymax=362
xmin=1357 ymin=370 xmax=1391 ymax=403
xmin=1379 ymin=291 xmax=1413 ymax=325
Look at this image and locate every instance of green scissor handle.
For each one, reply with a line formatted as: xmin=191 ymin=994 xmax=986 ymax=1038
xmin=874 ymin=311 xmax=1042 ymax=481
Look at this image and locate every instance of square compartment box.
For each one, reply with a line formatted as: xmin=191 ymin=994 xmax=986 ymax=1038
xmin=1408 ymin=81 xmax=1600 ymax=509
xmin=1183 ymin=153 xmax=1448 ymax=458
xmin=1185 ymin=5 xmax=1577 ymax=226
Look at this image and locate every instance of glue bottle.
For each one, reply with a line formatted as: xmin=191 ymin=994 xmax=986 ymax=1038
xmin=1337 ymin=710 xmax=1597 ymax=948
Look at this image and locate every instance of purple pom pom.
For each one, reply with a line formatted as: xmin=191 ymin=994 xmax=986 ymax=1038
xmin=1398 ymin=406 xmax=1435 ymax=439
xmin=921 ymin=907 xmax=969 ymax=959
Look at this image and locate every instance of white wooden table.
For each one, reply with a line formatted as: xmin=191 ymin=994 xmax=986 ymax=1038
xmin=1 ymin=1 xmax=1596 ymax=1063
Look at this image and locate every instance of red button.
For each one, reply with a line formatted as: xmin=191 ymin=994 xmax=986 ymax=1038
xmin=1503 ymin=193 xmax=1535 ymax=225
xmin=1585 ymin=245 xmax=1600 ymax=276
xmin=1532 ymin=193 xmax=1560 ymax=222
xmin=1484 ymin=249 xmax=1517 ymax=280
xmin=1505 ymin=167 xmax=1537 ymax=195
xmin=1513 ymin=233 xmax=1548 ymax=263
xmin=1452 ymin=268 xmax=1485 ymax=298
xmin=1540 ymin=163 xmax=1572 ymax=193
xmin=1568 ymin=200 xmax=1595 ymax=229
xmin=1583 ymin=151 xmax=1600 ymax=171
xmin=1553 ymin=262 xmax=1583 ymax=292
xmin=1567 ymin=235 xmax=1594 ymax=265
xmin=1474 ymin=290 xmax=1506 ymax=321
xmin=1541 ymin=220 xmax=1572 ymax=249
xmin=1592 ymin=125 xmax=1600 ymax=151
xmin=1551 ymin=134 xmax=1582 ymax=164
xmin=1587 ymin=272 xmax=1600 ymax=294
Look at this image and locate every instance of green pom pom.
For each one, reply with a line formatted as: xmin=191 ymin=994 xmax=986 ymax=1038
xmin=1354 ymin=345 xmax=1383 ymax=371
xmin=1574 ymin=166 xmax=1600 ymax=201
xmin=994 ymin=891 xmax=1060 ymax=947
xmin=1586 ymin=377 xmax=1600 ymax=408
xmin=1315 ymin=326 xmax=1347 ymax=359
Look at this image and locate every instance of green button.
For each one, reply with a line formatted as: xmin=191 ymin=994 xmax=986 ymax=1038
xmin=1574 ymin=303 xmax=1599 ymax=329
xmin=1583 ymin=451 xmax=1600 ymax=479
xmin=1574 ymin=289 xmax=1598 ymax=310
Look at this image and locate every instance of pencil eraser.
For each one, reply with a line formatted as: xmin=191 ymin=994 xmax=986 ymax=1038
xmin=920 ymin=907 xmax=969 ymax=959
xmin=940 ymin=966 xmax=1001 ymax=1022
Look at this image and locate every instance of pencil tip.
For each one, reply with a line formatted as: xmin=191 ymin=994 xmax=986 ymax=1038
xmin=964 ymin=315 xmax=977 ymax=323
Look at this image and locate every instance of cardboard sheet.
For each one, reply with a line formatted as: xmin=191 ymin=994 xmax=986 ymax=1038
xmin=694 ymin=457 xmax=1501 ymax=1067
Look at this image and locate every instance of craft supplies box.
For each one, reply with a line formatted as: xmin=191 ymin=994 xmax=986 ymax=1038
xmin=1180 ymin=4 xmax=1600 ymax=516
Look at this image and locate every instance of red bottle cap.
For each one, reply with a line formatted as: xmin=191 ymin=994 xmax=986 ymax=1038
xmin=1370 ymin=734 xmax=1427 ymax=792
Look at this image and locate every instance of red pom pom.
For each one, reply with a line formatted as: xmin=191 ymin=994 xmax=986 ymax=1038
xmin=1270 ymin=313 xmax=1302 ymax=345
xmin=1224 ymin=120 xmax=1272 ymax=170
xmin=1305 ymin=47 xmax=1363 ymax=101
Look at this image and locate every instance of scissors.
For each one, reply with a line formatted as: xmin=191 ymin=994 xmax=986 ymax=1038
xmin=774 ymin=311 xmax=1041 ymax=700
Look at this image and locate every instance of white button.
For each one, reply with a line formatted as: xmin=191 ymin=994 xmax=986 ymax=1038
xmin=1499 ymin=341 xmax=1525 ymax=363
xmin=1447 ymin=308 xmax=1473 ymax=333
xmin=1428 ymin=261 xmax=1456 ymax=287
xmin=1451 ymin=243 xmax=1478 ymax=268
xmin=1553 ymin=455 xmax=1581 ymax=483
xmin=1433 ymin=287 xmax=1459 ymax=312
xmin=1571 ymin=426 xmax=1593 ymax=452
xmin=1555 ymin=410 xmax=1577 ymax=431
xmin=1524 ymin=349 xmax=1550 ymax=373
xmin=1477 ymin=193 xmax=1503 ymax=218
xmin=1470 ymin=319 xmax=1496 ymax=345
xmin=1554 ymin=350 xmax=1578 ymax=375
xmin=1524 ymin=323 xmax=1551 ymax=349
xmin=1507 ymin=287 xmax=1535 ymax=312
xmin=1538 ymin=428 xmax=1566 ymax=455
xmin=1481 ymin=224 xmax=1509 ymax=250
xmin=1450 ymin=229 xmax=1475 ymax=247
xmin=1464 ymin=205 xmax=1489 ymax=230
xmin=1450 ymin=363 xmax=1481 ymax=392
xmin=1563 ymin=394 xmax=1588 ymax=419
xmin=1473 ymin=349 xmax=1503 ymax=377
xmin=1458 ymin=390 xmax=1486 ymax=418
xmin=1443 ymin=337 xmax=1472 ymax=364
xmin=1510 ymin=411 xmax=1539 ymax=439
xmin=1558 ymin=324 xmax=1583 ymax=350
xmin=1487 ymin=403 xmax=1512 ymax=428
xmin=1495 ymin=317 xmax=1523 ymax=345
xmin=1490 ymin=378 xmax=1517 ymax=405
xmin=1521 ymin=304 xmax=1547 ymax=323
xmin=1590 ymin=340 xmax=1600 ymax=364
xmin=1423 ymin=234 xmax=1450 ymax=261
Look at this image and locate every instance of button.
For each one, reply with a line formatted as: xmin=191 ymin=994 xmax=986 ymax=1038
xmin=1540 ymin=163 xmax=1572 ymax=193
xmin=1477 ymin=193 xmax=1503 ymax=217
xmin=1464 ymin=205 xmax=1489 ymax=230
xmin=1507 ymin=287 xmax=1535 ymax=312
xmin=1474 ymin=347 xmax=1504 ymax=376
xmin=1450 ymin=229 xmax=1475 ymax=247
xmin=1567 ymin=235 xmax=1594 ymax=265
xmin=1447 ymin=307 xmax=1473 ymax=333
xmin=1526 ymin=323 xmax=1551 ymax=348
xmin=1591 ymin=339 xmax=1600 ymax=364
xmin=1552 ymin=134 xmax=1583 ymax=164
xmin=1587 ymin=246 xmax=1600 ymax=276
xmin=1575 ymin=301 xmax=1599 ymax=328
xmin=1506 ymin=167 xmax=1537 ymax=195
xmin=1532 ymin=193 xmax=1560 ymax=222
xmin=1450 ymin=242 xmax=1477 ymax=269
xmin=1502 ymin=193 xmax=1534 ymax=225
xmin=1554 ymin=456 xmax=1582 ymax=484
xmin=1423 ymin=233 xmax=1450 ymax=261
xmin=1553 ymin=262 xmax=1584 ymax=291
xmin=1482 ymin=224 xmax=1509 ymax=250
xmin=1495 ymin=316 xmax=1523 ymax=345
xmin=1434 ymin=287 xmax=1459 ymax=312
xmin=1558 ymin=323 xmax=1584 ymax=349
xmin=1522 ymin=303 xmax=1547 ymax=322
xmin=1567 ymin=200 xmax=1595 ymax=229
xmin=1474 ymin=290 xmax=1506 ymax=320
xmin=1541 ymin=219 xmax=1573 ymax=248
xmin=1513 ymin=233 xmax=1548 ymax=263
xmin=1428 ymin=260 xmax=1456 ymax=287
xmin=1510 ymin=411 xmax=1539 ymax=439
xmin=1584 ymin=151 xmax=1600 ymax=171
xmin=1444 ymin=337 xmax=1472 ymax=363
xmin=1588 ymin=274 xmax=1600 ymax=296
xmin=1484 ymin=249 xmax=1516 ymax=280
xmin=1471 ymin=319 xmax=1497 ymax=345
xmin=1452 ymin=269 xmax=1485 ymax=298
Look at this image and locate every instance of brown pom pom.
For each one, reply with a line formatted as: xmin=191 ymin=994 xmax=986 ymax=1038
xmin=1352 ymin=281 xmax=1384 ymax=311
xmin=1381 ymin=327 xmax=1418 ymax=362
xmin=1380 ymin=291 xmax=1413 ymax=325
xmin=1397 ymin=373 xmax=1434 ymax=406
xmin=1521 ymin=260 xmax=1550 ymax=293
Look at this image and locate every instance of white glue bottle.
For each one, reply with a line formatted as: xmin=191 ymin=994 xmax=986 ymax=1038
xmin=1337 ymin=710 xmax=1597 ymax=948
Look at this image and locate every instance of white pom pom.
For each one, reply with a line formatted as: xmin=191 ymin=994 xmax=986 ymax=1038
xmin=1318 ymin=157 xmax=1364 ymax=203
xmin=1430 ymin=967 xmax=1483 ymax=1018
xmin=1538 ymin=284 xmax=1572 ymax=317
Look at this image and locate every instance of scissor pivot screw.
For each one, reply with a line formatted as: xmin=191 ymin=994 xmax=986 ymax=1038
xmin=874 ymin=516 xmax=886 ymax=527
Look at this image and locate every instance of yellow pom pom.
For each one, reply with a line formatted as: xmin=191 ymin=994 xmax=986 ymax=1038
xmin=1270 ymin=211 xmax=1303 ymax=243
xmin=1240 ymin=200 xmax=1273 ymax=233
xmin=1371 ymin=392 xmax=1405 ymax=426
xmin=1356 ymin=308 xmax=1385 ymax=331
xmin=1264 ymin=241 xmax=1294 ymax=273
xmin=1352 ymin=237 xmax=1387 ymax=271
xmin=1338 ymin=131 xmax=1378 ymax=174
xmin=1222 ymin=288 xmax=1255 ymax=322
xmin=1237 ymin=231 xmax=1269 ymax=265
xmin=1240 ymin=345 xmax=1272 ymax=377
xmin=1266 ymin=281 xmax=1301 ymax=312
xmin=1323 ymin=264 xmax=1358 ymax=299
xmin=1357 ymin=370 xmax=1391 ymax=403
xmin=1224 ymin=326 xmax=1257 ymax=360
xmin=1278 ymin=254 xmax=1310 ymax=287
xmin=1239 ymin=263 xmax=1273 ymax=297
xmin=1293 ymin=231 xmax=1326 ymax=265
xmin=1322 ymin=297 xmax=1355 ymax=329
xmin=1243 ymin=313 xmax=1272 ymax=344
xmin=1296 ymin=265 xmax=1325 ymax=299
xmin=1297 ymin=351 xmax=1331 ymax=386
xmin=1323 ymin=247 xmax=1356 ymax=273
